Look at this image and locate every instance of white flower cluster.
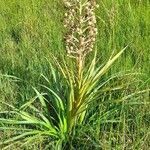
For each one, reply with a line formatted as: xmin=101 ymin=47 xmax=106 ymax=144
xmin=64 ymin=0 xmax=98 ymax=59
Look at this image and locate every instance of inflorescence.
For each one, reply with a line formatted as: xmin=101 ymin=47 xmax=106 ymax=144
xmin=64 ymin=0 xmax=99 ymax=59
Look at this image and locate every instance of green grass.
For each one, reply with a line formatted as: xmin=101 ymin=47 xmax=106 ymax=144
xmin=0 ymin=0 xmax=150 ymax=149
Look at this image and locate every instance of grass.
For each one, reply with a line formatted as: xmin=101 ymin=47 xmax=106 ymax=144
xmin=0 ymin=0 xmax=150 ymax=149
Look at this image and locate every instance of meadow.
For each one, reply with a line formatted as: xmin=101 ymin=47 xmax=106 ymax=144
xmin=0 ymin=0 xmax=150 ymax=149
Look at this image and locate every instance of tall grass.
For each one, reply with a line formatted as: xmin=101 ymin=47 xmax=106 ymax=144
xmin=0 ymin=0 xmax=150 ymax=149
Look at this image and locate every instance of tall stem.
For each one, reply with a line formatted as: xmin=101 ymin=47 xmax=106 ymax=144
xmin=64 ymin=0 xmax=98 ymax=133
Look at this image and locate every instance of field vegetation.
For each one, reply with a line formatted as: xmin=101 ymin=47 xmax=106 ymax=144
xmin=0 ymin=0 xmax=150 ymax=149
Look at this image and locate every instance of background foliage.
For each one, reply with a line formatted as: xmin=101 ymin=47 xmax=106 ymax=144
xmin=0 ymin=0 xmax=149 ymax=149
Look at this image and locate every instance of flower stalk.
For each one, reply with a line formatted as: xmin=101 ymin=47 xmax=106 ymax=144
xmin=64 ymin=0 xmax=98 ymax=68
xmin=64 ymin=0 xmax=98 ymax=132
